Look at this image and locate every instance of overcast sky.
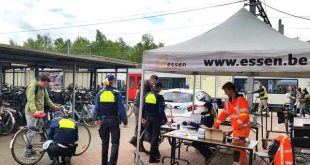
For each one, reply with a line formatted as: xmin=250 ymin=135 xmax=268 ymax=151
xmin=0 ymin=0 xmax=310 ymax=46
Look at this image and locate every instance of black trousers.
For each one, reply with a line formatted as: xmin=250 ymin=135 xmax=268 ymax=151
xmin=146 ymin=116 xmax=161 ymax=160
xmin=99 ymin=117 xmax=120 ymax=165
xmin=46 ymin=143 xmax=75 ymax=160
xmin=192 ymin=142 xmax=213 ymax=161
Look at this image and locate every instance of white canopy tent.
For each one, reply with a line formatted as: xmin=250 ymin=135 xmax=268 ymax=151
xmin=143 ymin=8 xmax=310 ymax=77
xmin=135 ymin=8 xmax=310 ymax=163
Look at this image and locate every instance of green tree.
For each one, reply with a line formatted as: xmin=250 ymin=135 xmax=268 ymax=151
xmin=71 ymin=36 xmax=90 ymax=55
xmin=54 ymin=38 xmax=68 ymax=53
xmin=23 ymin=34 xmax=53 ymax=51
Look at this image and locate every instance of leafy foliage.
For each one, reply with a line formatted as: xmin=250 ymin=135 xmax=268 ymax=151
xmin=11 ymin=30 xmax=164 ymax=63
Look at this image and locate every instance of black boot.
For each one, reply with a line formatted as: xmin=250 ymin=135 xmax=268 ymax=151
xmin=149 ymin=155 xmax=160 ymax=163
xmin=51 ymin=157 xmax=59 ymax=165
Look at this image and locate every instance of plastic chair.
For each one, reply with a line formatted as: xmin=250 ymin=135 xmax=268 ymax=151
xmin=255 ymin=140 xmax=280 ymax=165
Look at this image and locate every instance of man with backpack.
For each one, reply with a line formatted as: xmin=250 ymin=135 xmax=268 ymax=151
xmin=24 ymin=74 xmax=59 ymax=160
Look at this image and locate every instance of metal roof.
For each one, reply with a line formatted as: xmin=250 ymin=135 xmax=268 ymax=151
xmin=0 ymin=43 xmax=137 ymax=70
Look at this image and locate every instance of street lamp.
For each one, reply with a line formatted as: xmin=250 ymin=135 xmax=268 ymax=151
xmin=86 ymin=45 xmax=92 ymax=56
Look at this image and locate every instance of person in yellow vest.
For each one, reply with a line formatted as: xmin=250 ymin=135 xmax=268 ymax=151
xmin=93 ymin=75 xmax=128 ymax=165
xmin=46 ymin=111 xmax=78 ymax=165
xmin=142 ymin=81 xmax=168 ymax=163
xmin=251 ymin=82 xmax=269 ymax=116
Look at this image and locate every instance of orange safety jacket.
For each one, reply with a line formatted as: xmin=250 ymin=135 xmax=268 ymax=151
xmin=213 ymin=95 xmax=250 ymax=138
xmin=274 ymin=135 xmax=293 ymax=165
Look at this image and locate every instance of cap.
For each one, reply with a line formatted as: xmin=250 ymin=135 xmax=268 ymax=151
xmin=153 ymin=81 xmax=164 ymax=88
xmin=105 ymin=75 xmax=115 ymax=81
xmin=53 ymin=111 xmax=64 ymax=118
xmin=203 ymin=102 xmax=213 ymax=110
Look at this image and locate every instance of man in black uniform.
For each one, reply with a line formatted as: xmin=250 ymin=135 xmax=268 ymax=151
xmin=142 ymin=81 xmax=167 ymax=163
xmin=129 ymin=75 xmax=158 ymax=147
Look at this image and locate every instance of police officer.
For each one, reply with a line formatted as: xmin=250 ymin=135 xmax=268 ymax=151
xmin=186 ymin=102 xmax=216 ymax=163
xmin=93 ymin=75 xmax=128 ymax=165
xmin=46 ymin=111 xmax=78 ymax=165
xmin=142 ymin=81 xmax=167 ymax=163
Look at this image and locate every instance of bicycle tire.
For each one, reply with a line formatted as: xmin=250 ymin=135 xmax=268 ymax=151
xmin=75 ymin=123 xmax=91 ymax=156
xmin=10 ymin=128 xmax=46 ymax=165
xmin=81 ymin=106 xmax=96 ymax=127
xmin=126 ymin=104 xmax=133 ymax=117
xmin=1 ymin=110 xmax=15 ymax=135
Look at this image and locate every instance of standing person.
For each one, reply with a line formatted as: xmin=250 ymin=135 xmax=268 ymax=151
xmin=297 ymin=88 xmax=309 ymax=117
xmin=288 ymin=86 xmax=297 ymax=112
xmin=93 ymin=75 xmax=128 ymax=165
xmin=250 ymin=82 xmax=269 ymax=116
xmin=142 ymin=81 xmax=168 ymax=163
xmin=46 ymin=111 xmax=78 ymax=165
xmin=213 ymin=82 xmax=250 ymax=165
xmin=129 ymin=74 xmax=159 ymax=147
xmin=24 ymin=74 xmax=58 ymax=159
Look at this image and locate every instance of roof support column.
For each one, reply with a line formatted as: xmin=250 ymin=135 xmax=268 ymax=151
xmin=12 ymin=68 xmax=15 ymax=86
xmin=114 ymin=68 xmax=118 ymax=88
xmin=72 ymin=62 xmax=76 ymax=121
xmin=0 ymin=64 xmax=2 ymax=95
xmin=89 ymin=71 xmax=94 ymax=90
xmin=94 ymin=69 xmax=97 ymax=91
xmin=34 ymin=64 xmax=39 ymax=78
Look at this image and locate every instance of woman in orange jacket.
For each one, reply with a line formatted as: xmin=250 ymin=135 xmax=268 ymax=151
xmin=213 ymin=82 xmax=251 ymax=165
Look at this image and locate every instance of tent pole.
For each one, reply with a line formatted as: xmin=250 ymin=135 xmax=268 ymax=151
xmin=135 ymin=70 xmax=145 ymax=164
xmin=0 ymin=64 xmax=2 ymax=95
xmin=246 ymin=75 xmax=254 ymax=107
xmin=125 ymin=68 xmax=129 ymax=111
xmin=192 ymin=74 xmax=196 ymax=114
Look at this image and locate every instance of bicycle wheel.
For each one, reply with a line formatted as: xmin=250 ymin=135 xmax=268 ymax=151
xmin=139 ymin=130 xmax=150 ymax=155
xmin=10 ymin=128 xmax=46 ymax=165
xmin=126 ymin=104 xmax=133 ymax=117
xmin=2 ymin=110 xmax=15 ymax=135
xmin=81 ymin=105 xmax=96 ymax=127
xmin=75 ymin=123 xmax=91 ymax=156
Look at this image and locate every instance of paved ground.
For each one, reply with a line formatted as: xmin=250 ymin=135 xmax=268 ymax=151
xmin=0 ymin=113 xmax=306 ymax=165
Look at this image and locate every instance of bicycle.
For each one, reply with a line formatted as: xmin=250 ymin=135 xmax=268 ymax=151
xmin=0 ymin=107 xmax=16 ymax=135
xmin=61 ymin=101 xmax=96 ymax=127
xmin=10 ymin=112 xmax=91 ymax=165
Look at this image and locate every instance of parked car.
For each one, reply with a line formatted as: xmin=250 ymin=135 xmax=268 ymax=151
xmin=162 ymin=89 xmax=218 ymax=123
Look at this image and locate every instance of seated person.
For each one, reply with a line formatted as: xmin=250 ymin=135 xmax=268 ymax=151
xmin=46 ymin=111 xmax=78 ymax=165
xmin=185 ymin=102 xmax=216 ymax=162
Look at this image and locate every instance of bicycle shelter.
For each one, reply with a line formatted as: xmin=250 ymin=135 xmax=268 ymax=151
xmin=0 ymin=43 xmax=137 ymax=116
xmin=136 ymin=8 xmax=310 ymax=163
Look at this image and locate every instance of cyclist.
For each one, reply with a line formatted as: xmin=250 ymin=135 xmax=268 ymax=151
xmin=142 ymin=81 xmax=168 ymax=163
xmin=24 ymin=74 xmax=59 ymax=159
xmin=46 ymin=111 xmax=78 ymax=165
xmin=93 ymin=75 xmax=128 ymax=165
